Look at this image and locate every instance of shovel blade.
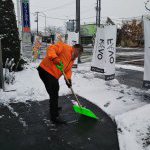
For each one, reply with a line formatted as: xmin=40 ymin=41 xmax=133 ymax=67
xmin=73 ymin=105 xmax=98 ymax=120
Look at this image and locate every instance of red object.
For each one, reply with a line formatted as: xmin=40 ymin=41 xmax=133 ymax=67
xmin=23 ymin=27 xmax=30 ymax=32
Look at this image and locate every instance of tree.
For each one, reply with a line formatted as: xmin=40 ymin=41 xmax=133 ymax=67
xmin=120 ymin=19 xmax=143 ymax=47
xmin=46 ymin=26 xmax=63 ymax=35
xmin=0 ymin=0 xmax=20 ymax=66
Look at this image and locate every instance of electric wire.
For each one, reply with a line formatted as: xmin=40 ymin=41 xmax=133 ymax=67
xmin=41 ymin=0 xmax=75 ymax=12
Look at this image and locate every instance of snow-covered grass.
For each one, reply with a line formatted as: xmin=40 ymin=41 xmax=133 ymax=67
xmin=0 ymin=60 xmax=150 ymax=150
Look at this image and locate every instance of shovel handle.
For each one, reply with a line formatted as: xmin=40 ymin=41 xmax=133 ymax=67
xmin=62 ymin=70 xmax=82 ymax=107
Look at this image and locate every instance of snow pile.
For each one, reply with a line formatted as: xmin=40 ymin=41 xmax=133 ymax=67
xmin=0 ymin=61 xmax=49 ymax=104
xmin=115 ymin=104 xmax=150 ymax=150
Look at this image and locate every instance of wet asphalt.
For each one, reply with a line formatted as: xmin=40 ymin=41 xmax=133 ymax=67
xmin=0 ymin=95 xmax=119 ymax=150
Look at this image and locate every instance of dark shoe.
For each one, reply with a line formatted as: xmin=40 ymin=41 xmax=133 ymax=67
xmin=58 ymin=107 xmax=62 ymax=112
xmin=51 ymin=116 xmax=67 ymax=124
xmin=50 ymin=107 xmax=61 ymax=118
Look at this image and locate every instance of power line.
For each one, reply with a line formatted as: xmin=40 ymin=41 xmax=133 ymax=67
xmin=39 ymin=14 xmax=67 ymax=21
xmin=45 ymin=16 xmax=67 ymax=21
xmin=81 ymin=15 xmax=143 ymax=24
xmin=32 ymin=11 xmax=143 ymax=25
xmin=42 ymin=1 xmax=75 ymax=12
xmin=80 ymin=4 xmax=95 ymax=15
xmin=35 ymin=14 xmax=143 ymax=22
xmin=31 ymin=13 xmax=67 ymax=21
xmin=112 ymin=16 xmax=142 ymax=20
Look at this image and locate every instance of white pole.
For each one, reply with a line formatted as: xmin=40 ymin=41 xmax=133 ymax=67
xmin=16 ymin=0 xmax=23 ymax=55
xmin=19 ymin=0 xmax=23 ymax=54
xmin=17 ymin=0 xmax=21 ymax=39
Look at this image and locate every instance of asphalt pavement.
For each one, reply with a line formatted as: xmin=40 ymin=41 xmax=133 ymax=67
xmin=0 ymin=95 xmax=119 ymax=150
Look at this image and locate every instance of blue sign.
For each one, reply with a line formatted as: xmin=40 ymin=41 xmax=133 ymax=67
xmin=22 ymin=0 xmax=30 ymax=32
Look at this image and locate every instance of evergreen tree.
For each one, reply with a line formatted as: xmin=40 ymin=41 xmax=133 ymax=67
xmin=0 ymin=0 xmax=20 ymax=66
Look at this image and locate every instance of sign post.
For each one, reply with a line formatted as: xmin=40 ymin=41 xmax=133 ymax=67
xmin=21 ymin=0 xmax=32 ymax=58
xmin=143 ymin=17 xmax=150 ymax=88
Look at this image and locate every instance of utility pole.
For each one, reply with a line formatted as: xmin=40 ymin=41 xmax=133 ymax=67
xmin=98 ymin=0 xmax=101 ymax=27
xmin=76 ymin=0 xmax=81 ymax=63
xmin=76 ymin=0 xmax=80 ymax=35
xmin=35 ymin=12 xmax=39 ymax=35
xmin=96 ymin=0 xmax=98 ymax=26
xmin=35 ymin=12 xmax=47 ymax=36
xmin=96 ymin=0 xmax=101 ymax=27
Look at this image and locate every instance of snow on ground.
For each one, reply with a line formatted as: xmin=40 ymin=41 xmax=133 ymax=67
xmin=0 ymin=60 xmax=49 ymax=104
xmin=0 ymin=61 xmax=147 ymax=118
xmin=116 ymin=64 xmax=144 ymax=72
xmin=0 ymin=60 xmax=150 ymax=150
xmin=116 ymin=47 xmax=143 ymax=50
xmin=115 ymin=104 xmax=150 ymax=150
xmin=116 ymin=52 xmax=144 ymax=56
xmin=72 ymin=63 xmax=148 ymax=119
xmin=117 ymin=59 xmax=144 ymax=65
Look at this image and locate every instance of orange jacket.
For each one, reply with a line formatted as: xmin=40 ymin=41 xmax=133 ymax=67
xmin=40 ymin=42 xmax=74 ymax=79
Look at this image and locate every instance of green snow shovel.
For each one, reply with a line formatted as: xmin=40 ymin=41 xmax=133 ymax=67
xmin=62 ymin=70 xmax=98 ymax=120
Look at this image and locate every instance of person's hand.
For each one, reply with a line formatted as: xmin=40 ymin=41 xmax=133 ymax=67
xmin=53 ymin=57 xmax=61 ymax=65
xmin=65 ymin=79 xmax=72 ymax=88
xmin=56 ymin=61 xmax=64 ymax=72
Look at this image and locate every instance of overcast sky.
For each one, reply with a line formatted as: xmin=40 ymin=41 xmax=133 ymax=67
xmin=12 ymin=0 xmax=149 ymax=31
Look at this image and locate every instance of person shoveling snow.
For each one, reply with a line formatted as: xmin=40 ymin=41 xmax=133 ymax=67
xmin=37 ymin=35 xmax=83 ymax=124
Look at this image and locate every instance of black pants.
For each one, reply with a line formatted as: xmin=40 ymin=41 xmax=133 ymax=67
xmin=37 ymin=66 xmax=59 ymax=119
